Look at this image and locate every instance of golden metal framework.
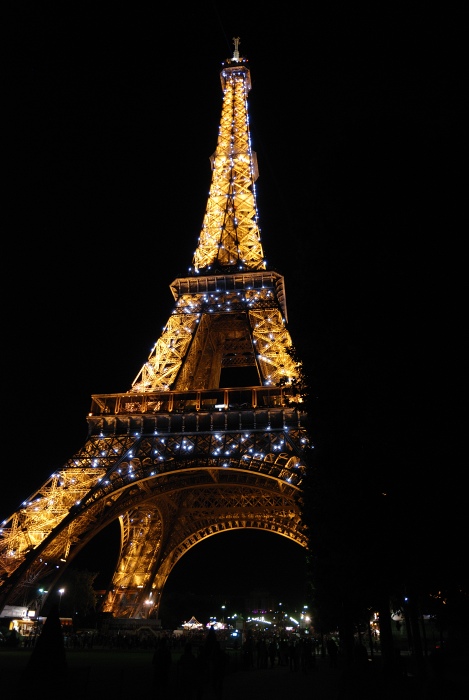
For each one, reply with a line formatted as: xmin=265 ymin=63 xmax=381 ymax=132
xmin=0 ymin=42 xmax=310 ymax=620
xmin=192 ymin=44 xmax=265 ymax=273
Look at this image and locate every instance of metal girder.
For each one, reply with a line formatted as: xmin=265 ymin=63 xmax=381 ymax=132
xmin=0 ymin=417 xmax=309 ymax=615
xmin=102 ymin=472 xmax=306 ymax=619
xmin=131 ymin=286 xmax=299 ymax=394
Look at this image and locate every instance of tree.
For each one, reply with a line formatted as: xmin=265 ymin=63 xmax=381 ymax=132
xmin=61 ymin=568 xmax=98 ymax=626
xmin=27 ymin=603 xmax=67 ymax=674
xmin=301 ymin=378 xmax=405 ymax=667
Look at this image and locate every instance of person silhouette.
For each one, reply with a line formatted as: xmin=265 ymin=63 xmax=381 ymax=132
xmin=177 ymin=641 xmax=199 ymax=699
xmin=204 ymin=632 xmax=228 ymax=700
xmin=152 ymin=636 xmax=172 ymax=696
xmin=327 ymin=637 xmax=339 ymax=668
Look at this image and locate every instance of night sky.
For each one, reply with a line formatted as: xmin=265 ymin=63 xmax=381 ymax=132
xmin=4 ymin=4 xmax=464 ymax=619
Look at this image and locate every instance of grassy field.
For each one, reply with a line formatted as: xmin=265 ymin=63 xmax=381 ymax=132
xmin=0 ymin=645 xmax=248 ymax=698
xmin=0 ymin=645 xmax=333 ymax=700
xmin=3 ymin=643 xmax=467 ymax=699
xmin=1 ymin=647 xmax=155 ymax=696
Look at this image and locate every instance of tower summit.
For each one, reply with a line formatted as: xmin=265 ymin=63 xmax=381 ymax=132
xmin=130 ymin=40 xmax=298 ymax=394
xmin=0 ymin=42 xmax=310 ymax=620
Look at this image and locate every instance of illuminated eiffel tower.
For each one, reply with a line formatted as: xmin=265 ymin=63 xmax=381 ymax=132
xmin=0 ymin=39 xmax=310 ymax=619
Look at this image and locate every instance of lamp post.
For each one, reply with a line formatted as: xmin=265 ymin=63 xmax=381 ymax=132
xmin=38 ymin=588 xmax=48 ymax=615
xmin=34 ymin=588 xmax=48 ymax=637
xmin=58 ymin=588 xmax=65 ymax=613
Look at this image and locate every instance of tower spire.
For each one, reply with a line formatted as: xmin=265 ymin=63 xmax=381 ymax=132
xmin=232 ymin=36 xmax=240 ymax=61
xmin=192 ymin=42 xmax=265 ymax=274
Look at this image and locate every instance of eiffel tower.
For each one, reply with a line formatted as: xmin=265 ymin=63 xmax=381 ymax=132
xmin=0 ymin=39 xmax=310 ymax=620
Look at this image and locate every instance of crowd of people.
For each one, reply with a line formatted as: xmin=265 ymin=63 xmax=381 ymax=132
xmin=151 ymin=627 xmax=336 ymax=699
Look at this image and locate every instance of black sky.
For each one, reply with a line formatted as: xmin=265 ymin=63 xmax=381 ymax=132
xmin=3 ymin=3 xmax=464 ymax=613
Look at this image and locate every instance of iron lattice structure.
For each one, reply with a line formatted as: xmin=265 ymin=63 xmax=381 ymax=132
xmin=0 ymin=41 xmax=310 ymax=620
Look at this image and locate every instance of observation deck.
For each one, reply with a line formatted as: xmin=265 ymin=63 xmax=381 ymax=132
xmin=88 ymin=385 xmax=305 ymax=436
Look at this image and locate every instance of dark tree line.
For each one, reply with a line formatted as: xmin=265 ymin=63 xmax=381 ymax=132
xmin=299 ymin=339 xmax=468 ymax=671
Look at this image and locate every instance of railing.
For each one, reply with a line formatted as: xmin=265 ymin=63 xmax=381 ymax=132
xmin=89 ymin=386 xmax=299 ymax=417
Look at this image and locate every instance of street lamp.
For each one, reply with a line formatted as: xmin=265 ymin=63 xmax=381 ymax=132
xmin=144 ymin=599 xmax=152 ymax=618
xmin=38 ymin=588 xmax=48 ymax=615
xmin=58 ymin=588 xmax=65 ymax=612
